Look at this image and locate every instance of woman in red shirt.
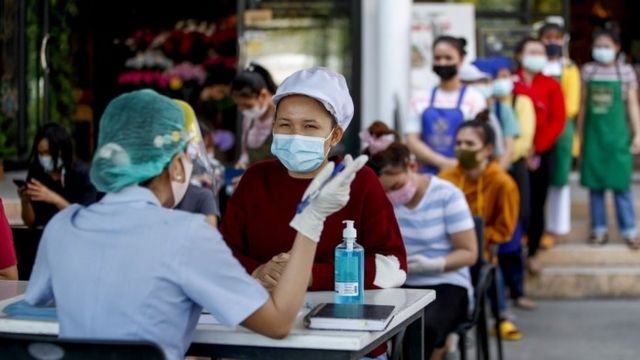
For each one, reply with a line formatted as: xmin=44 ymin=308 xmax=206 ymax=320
xmin=0 ymin=198 xmax=18 ymax=280
xmin=221 ymin=68 xmax=407 ymax=293
xmin=513 ymin=38 xmax=566 ymax=273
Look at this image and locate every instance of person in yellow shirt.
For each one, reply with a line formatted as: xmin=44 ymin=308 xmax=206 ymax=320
xmin=440 ymin=116 xmax=526 ymax=338
xmin=539 ymin=18 xmax=581 ymax=247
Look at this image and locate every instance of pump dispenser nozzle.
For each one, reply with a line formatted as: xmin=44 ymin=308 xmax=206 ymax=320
xmin=342 ymin=220 xmax=356 ymax=250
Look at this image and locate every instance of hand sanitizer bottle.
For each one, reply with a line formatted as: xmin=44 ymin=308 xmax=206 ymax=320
xmin=335 ymin=220 xmax=364 ymax=304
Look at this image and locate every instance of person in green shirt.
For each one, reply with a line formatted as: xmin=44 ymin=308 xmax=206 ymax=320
xmin=578 ymin=29 xmax=640 ymax=249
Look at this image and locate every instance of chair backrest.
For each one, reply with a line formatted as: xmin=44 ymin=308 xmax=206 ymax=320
xmin=470 ymin=216 xmax=485 ymax=286
xmin=11 ymin=226 xmax=44 ymax=280
xmin=0 ymin=333 xmax=165 ymax=360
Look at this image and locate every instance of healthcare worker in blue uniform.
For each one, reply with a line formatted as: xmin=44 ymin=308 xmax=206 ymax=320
xmin=407 ymin=36 xmax=487 ymax=174
xmin=25 ymin=89 xmax=368 ymax=360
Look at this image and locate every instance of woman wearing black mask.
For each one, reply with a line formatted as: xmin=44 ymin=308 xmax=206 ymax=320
xmin=407 ymin=36 xmax=487 ymax=174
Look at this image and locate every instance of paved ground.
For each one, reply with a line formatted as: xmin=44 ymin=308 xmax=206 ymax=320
xmin=502 ymin=300 xmax=640 ymax=360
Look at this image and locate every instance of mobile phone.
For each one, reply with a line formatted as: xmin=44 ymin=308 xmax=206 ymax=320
xmin=13 ymin=179 xmax=27 ymax=188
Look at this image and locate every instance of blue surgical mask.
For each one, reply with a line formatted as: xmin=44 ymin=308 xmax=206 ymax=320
xmin=522 ymin=55 xmax=547 ymax=74
xmin=39 ymin=155 xmax=55 ymax=172
xmin=271 ymin=130 xmax=334 ymax=173
xmin=492 ymin=78 xmax=514 ymax=98
xmin=470 ymin=84 xmax=493 ymax=99
xmin=592 ymin=47 xmax=616 ymax=64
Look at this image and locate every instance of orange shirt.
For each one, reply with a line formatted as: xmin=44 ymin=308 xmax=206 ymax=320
xmin=440 ymin=161 xmax=519 ymax=259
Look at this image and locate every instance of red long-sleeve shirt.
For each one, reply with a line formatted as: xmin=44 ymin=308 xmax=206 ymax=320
xmin=0 ymin=199 xmax=17 ymax=270
xmin=514 ymin=69 xmax=566 ymax=154
xmin=220 ymin=159 xmax=408 ymax=291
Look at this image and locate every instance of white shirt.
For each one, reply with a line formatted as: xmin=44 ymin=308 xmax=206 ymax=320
xmin=405 ymin=86 xmax=487 ymax=135
xmin=26 ymin=186 xmax=268 ymax=360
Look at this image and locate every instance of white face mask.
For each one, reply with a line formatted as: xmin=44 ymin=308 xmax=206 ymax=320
xmin=241 ymin=104 xmax=268 ymax=119
xmin=470 ymin=84 xmax=493 ymax=99
xmin=171 ymin=156 xmax=193 ymax=207
xmin=39 ymin=155 xmax=55 ymax=172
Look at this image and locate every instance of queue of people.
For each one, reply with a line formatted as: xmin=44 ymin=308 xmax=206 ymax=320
xmin=0 ymin=15 xmax=637 ymax=360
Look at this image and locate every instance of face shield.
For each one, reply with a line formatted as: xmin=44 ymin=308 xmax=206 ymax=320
xmin=173 ymin=100 xmax=215 ymax=188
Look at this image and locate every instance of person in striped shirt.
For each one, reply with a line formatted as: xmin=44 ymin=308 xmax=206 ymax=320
xmin=364 ymin=122 xmax=477 ymax=360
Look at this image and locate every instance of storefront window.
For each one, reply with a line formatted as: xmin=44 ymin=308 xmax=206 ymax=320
xmin=239 ymin=1 xmax=353 ymax=86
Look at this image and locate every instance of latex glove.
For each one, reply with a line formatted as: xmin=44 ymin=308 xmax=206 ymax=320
xmin=290 ymin=154 xmax=369 ymax=242
xmin=373 ymin=254 xmax=407 ymax=288
xmin=407 ymin=255 xmax=446 ymax=275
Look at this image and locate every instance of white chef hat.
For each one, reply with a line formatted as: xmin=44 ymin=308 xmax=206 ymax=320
xmin=459 ymin=64 xmax=492 ymax=82
xmin=272 ymin=67 xmax=354 ymax=130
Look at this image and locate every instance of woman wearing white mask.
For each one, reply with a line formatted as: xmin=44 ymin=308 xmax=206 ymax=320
xmin=513 ymin=37 xmax=566 ymax=274
xmin=17 ymin=123 xmax=97 ymax=227
xmin=26 ymin=89 xmax=368 ymax=360
xmin=230 ymin=63 xmax=278 ymax=168
xmin=578 ymin=29 xmax=640 ymax=249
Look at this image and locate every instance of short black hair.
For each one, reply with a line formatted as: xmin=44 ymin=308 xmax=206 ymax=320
xmin=433 ymin=36 xmax=468 ymax=57
xmin=230 ymin=63 xmax=277 ymax=97
xmin=593 ymin=28 xmax=621 ymax=45
xmin=538 ymin=22 xmax=565 ymax=38
xmin=366 ymin=142 xmax=411 ymax=176
xmin=456 ymin=113 xmax=496 ymax=148
xmin=515 ymin=37 xmax=544 ymax=55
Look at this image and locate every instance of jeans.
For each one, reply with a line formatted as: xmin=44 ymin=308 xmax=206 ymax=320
xmin=488 ymin=265 xmax=508 ymax=318
xmin=590 ymin=190 xmax=637 ymax=238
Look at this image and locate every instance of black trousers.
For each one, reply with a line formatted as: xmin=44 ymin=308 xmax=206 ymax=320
xmin=527 ymin=150 xmax=555 ymax=258
xmin=405 ymin=284 xmax=469 ymax=357
xmin=509 ymin=158 xmax=531 ymax=233
xmin=499 ymin=250 xmax=525 ymax=300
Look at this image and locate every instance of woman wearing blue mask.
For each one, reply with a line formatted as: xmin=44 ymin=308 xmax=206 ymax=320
xmin=17 ymin=123 xmax=97 ymax=227
xmin=473 ymin=57 xmax=522 ymax=169
xmin=221 ymin=68 xmax=407 ymax=359
xmin=578 ymin=29 xmax=640 ymax=249
xmin=26 ymin=89 xmax=368 ymax=360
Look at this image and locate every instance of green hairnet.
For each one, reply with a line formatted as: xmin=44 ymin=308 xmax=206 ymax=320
xmin=90 ymin=89 xmax=188 ymax=192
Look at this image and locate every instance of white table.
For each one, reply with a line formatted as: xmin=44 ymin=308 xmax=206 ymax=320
xmin=0 ymin=281 xmax=435 ymax=360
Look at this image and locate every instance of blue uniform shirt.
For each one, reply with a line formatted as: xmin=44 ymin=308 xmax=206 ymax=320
xmin=25 ymin=186 xmax=268 ymax=360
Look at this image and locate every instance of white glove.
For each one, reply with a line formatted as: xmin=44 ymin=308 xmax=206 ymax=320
xmin=407 ymin=255 xmax=446 ymax=274
xmin=373 ymin=254 xmax=407 ymax=288
xmin=290 ymin=154 xmax=369 ymax=242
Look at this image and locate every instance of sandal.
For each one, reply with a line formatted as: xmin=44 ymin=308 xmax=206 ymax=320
xmin=589 ymin=233 xmax=608 ymax=246
xmin=625 ymin=236 xmax=640 ymax=250
xmin=540 ymin=233 xmax=556 ymax=250
xmin=490 ymin=320 xmax=523 ymax=341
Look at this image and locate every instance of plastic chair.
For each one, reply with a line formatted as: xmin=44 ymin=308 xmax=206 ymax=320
xmin=455 ymin=216 xmax=503 ymax=360
xmin=0 ymin=332 xmax=165 ymax=359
